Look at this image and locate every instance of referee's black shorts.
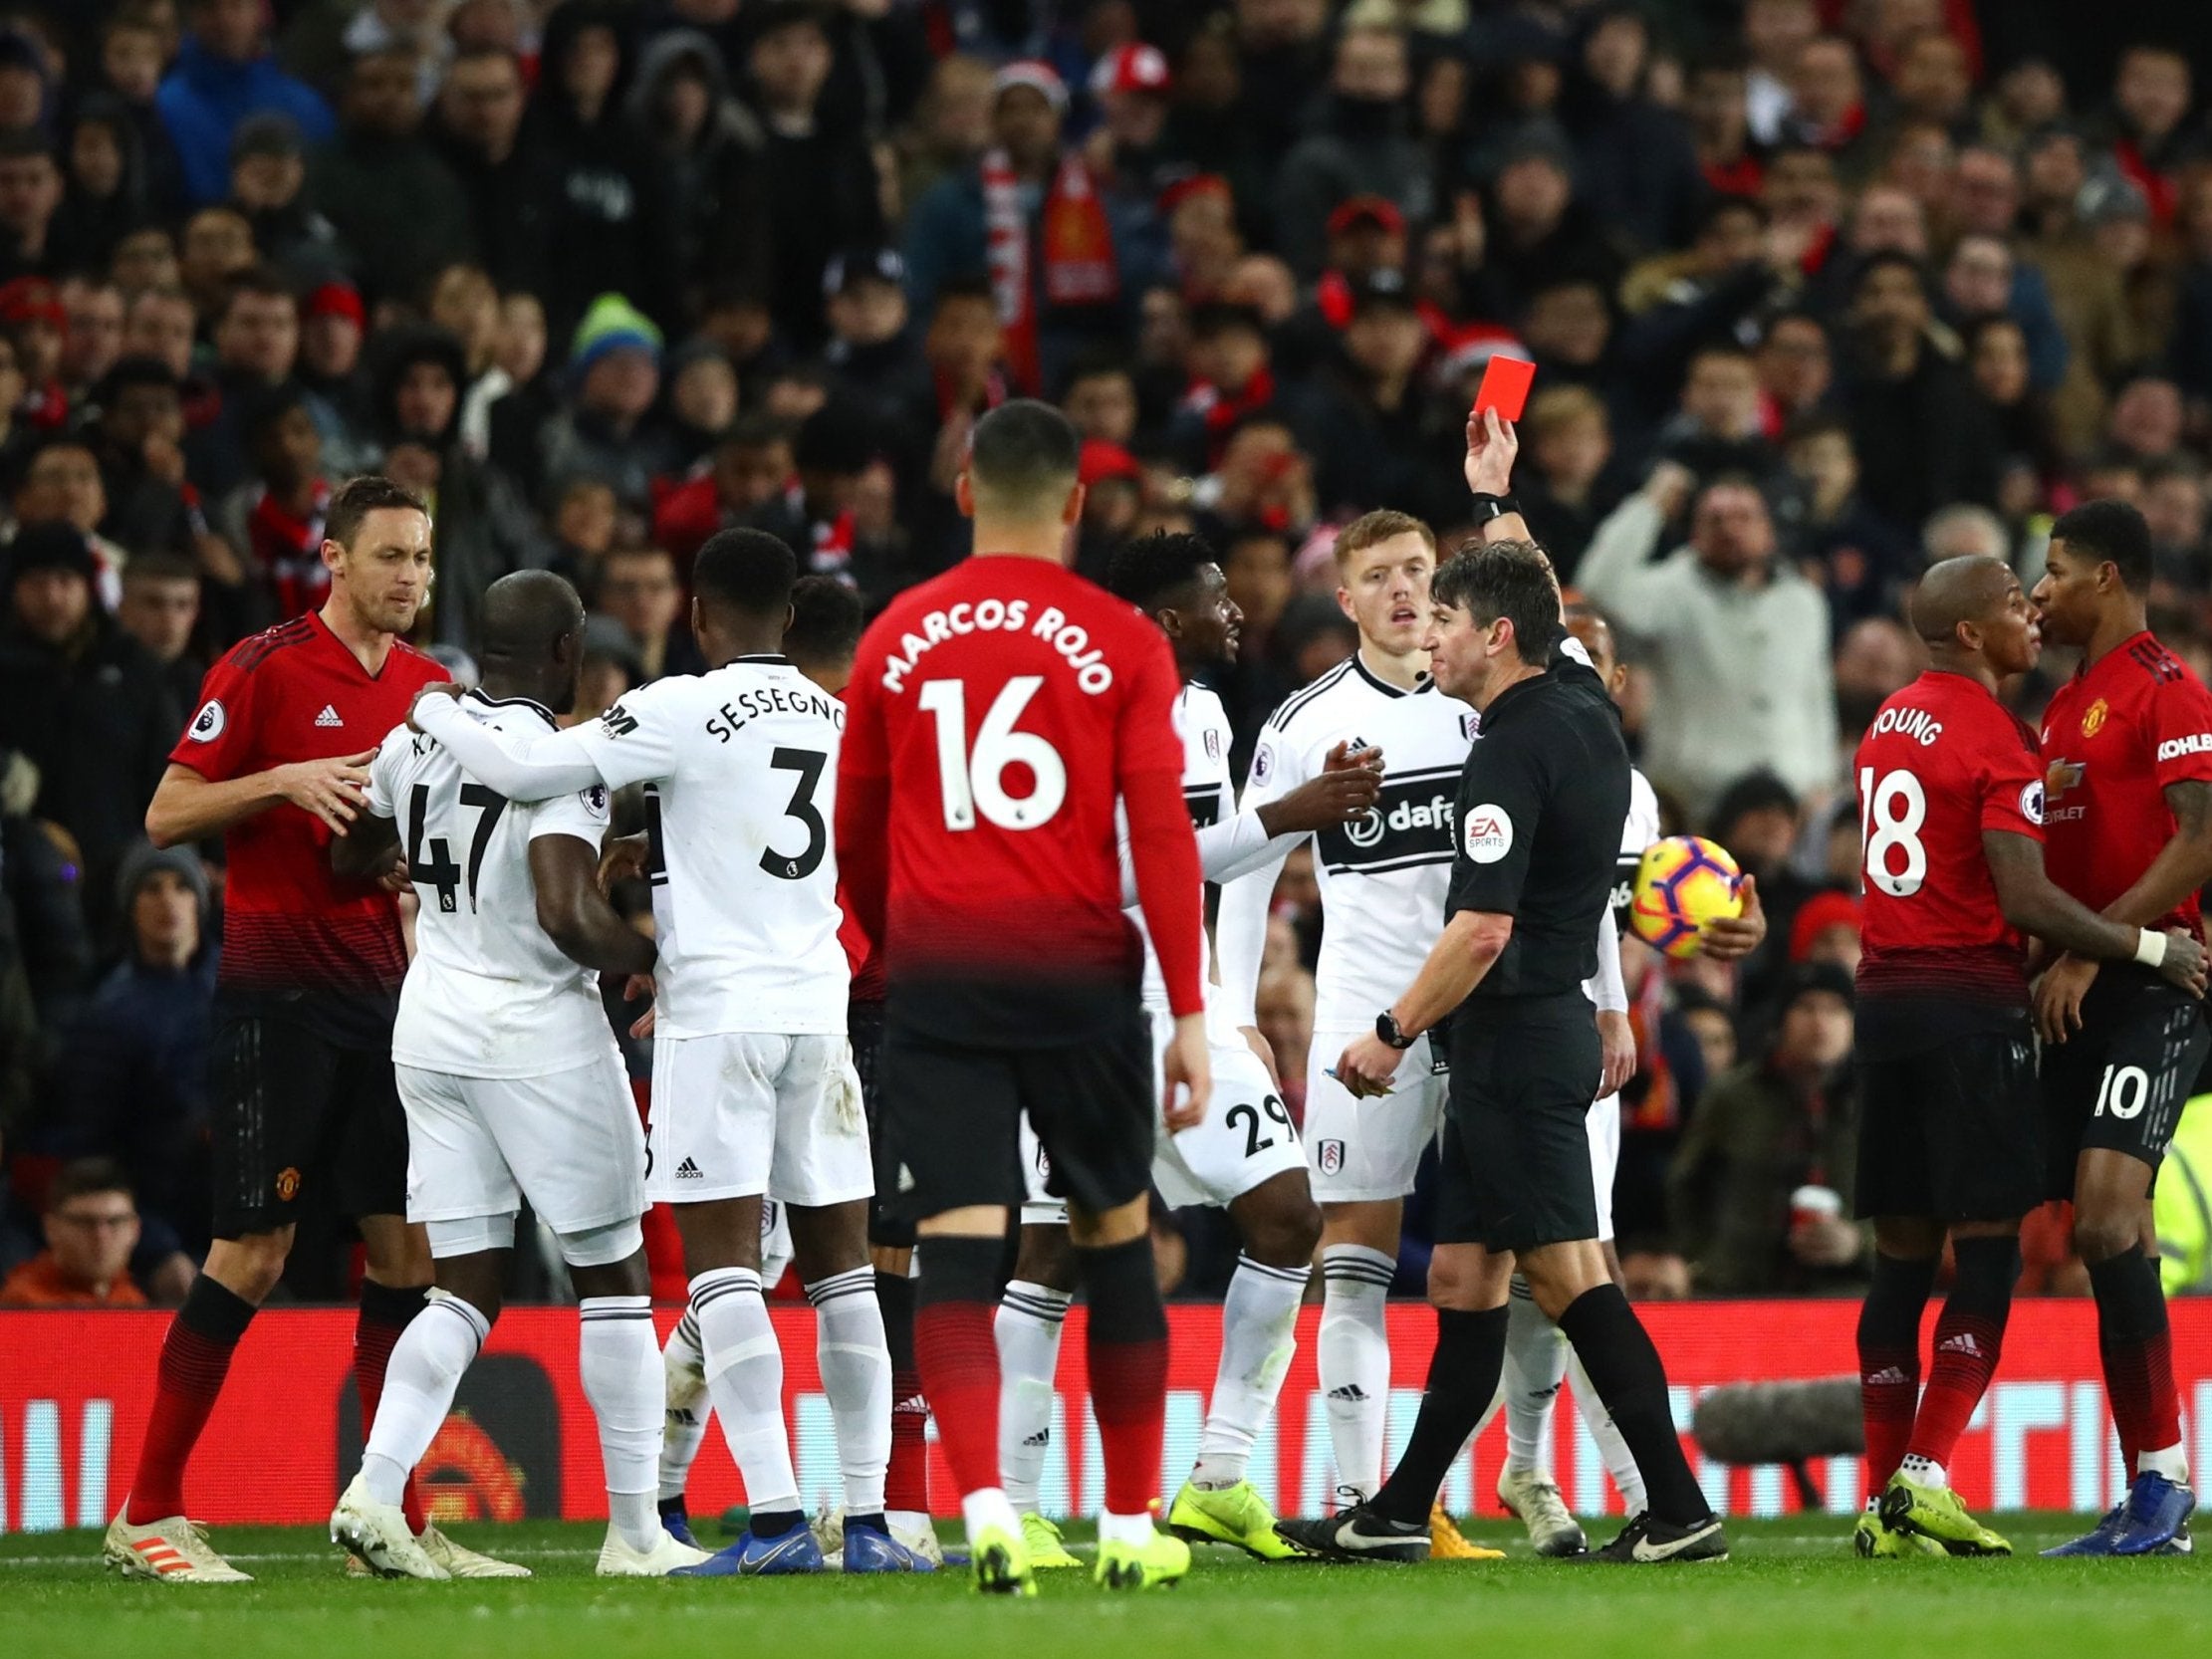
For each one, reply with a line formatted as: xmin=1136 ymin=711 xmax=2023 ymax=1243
xmin=1434 ymin=992 xmax=1602 ymax=1254
xmin=208 ymin=999 xmax=408 ymax=1240
xmin=1853 ymin=1010 xmax=2042 ymax=1223
xmin=2041 ymin=967 xmax=2208 ymax=1200
xmin=877 ymin=1004 xmax=1154 ymax=1229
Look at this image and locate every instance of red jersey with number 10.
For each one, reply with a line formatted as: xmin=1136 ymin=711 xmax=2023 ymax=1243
xmin=2040 ymin=630 xmax=2212 ymax=934
xmin=1854 ymin=670 xmax=2045 ymax=1006
xmin=837 ymin=554 xmax=1202 ymax=1045
xmin=172 ymin=611 xmax=446 ymax=1036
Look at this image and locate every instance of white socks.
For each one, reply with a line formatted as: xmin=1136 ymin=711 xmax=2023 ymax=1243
xmin=1501 ymin=1280 xmax=1567 ymax=1477
xmin=1318 ymin=1245 xmax=1394 ymax=1504
xmin=689 ymin=1267 xmax=799 ymax=1516
xmin=658 ymin=1310 xmax=708 ymax=1501
xmin=806 ymin=1266 xmax=891 ymax=1516
xmin=361 ymin=1290 xmax=489 ymax=1508
xmin=1569 ymin=1338 xmax=1647 ymax=1517
xmin=1192 ymin=1255 xmax=1310 ymax=1489
xmin=996 ymin=1281 xmax=1072 ymax=1514
xmin=2140 ymin=1443 xmax=2191 ymax=1484
xmin=579 ymin=1295 xmax=663 ymax=1551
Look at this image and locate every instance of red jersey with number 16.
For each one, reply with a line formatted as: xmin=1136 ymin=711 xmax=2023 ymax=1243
xmin=172 ymin=611 xmax=446 ymax=1041
xmin=2040 ymin=630 xmax=2212 ymax=934
xmin=837 ymin=554 xmax=1202 ymax=1046
xmin=1854 ymin=670 xmax=2045 ymax=1007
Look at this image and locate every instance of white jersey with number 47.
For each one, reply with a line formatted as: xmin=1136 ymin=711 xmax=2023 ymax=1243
xmin=369 ymin=693 xmax=615 ymax=1078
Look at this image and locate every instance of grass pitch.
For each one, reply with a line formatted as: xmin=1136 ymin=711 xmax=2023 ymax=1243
xmin=5 ymin=1515 xmax=2200 ymax=1659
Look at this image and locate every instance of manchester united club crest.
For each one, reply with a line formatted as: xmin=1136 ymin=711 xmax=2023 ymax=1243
xmin=2082 ymin=697 xmax=2108 ymax=738
xmin=275 ymin=1167 xmax=301 ymax=1201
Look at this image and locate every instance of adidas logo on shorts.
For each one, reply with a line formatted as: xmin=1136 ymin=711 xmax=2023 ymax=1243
xmin=1022 ymin=1428 xmax=1051 ymax=1447
xmin=1327 ymin=1383 xmax=1368 ymax=1402
xmin=675 ymin=1157 xmax=704 ymax=1180
xmin=314 ymin=704 xmax=344 ymax=728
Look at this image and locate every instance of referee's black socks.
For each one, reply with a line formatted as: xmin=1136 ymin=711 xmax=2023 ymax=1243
xmin=1369 ymin=1305 xmax=1508 ymax=1526
xmin=1557 ymin=1284 xmax=1713 ymax=1526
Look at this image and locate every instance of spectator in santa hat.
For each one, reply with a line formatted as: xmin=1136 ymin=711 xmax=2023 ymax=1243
xmin=1084 ymin=41 xmax=1176 ymax=205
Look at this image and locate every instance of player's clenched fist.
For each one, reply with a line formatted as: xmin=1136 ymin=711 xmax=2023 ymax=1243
xmin=1161 ymin=1012 xmax=1212 ymax=1132
xmin=282 ymin=749 xmax=376 ymax=832
xmin=406 ymin=679 xmax=467 ymax=732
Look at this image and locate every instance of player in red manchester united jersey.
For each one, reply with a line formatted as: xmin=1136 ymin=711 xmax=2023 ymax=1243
xmin=1848 ymin=556 xmax=2205 ymax=1560
xmin=2033 ymin=501 xmax=2212 ymax=1555
xmin=837 ymin=401 xmax=1207 ymax=1595
xmin=101 ymin=478 xmax=495 ymax=1584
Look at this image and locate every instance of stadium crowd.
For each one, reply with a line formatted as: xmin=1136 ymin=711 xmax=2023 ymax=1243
xmin=3 ymin=0 xmax=2212 ymax=1309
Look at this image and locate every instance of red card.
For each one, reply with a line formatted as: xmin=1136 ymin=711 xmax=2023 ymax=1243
xmin=1474 ymin=356 xmax=1536 ymax=423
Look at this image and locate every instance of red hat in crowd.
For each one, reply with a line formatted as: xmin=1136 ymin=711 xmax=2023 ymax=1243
xmin=0 ymin=276 xmax=66 ymax=337
xmin=1157 ymin=172 xmax=1231 ymax=219
xmin=993 ymin=60 xmax=1069 ymax=114
xmin=1091 ymin=42 xmax=1170 ymax=99
xmin=1079 ymin=438 xmax=1143 ymax=487
xmin=1790 ymin=889 xmax=1863 ymax=962
xmin=304 ymin=280 xmax=366 ymax=329
xmin=1326 ymin=194 xmax=1405 ymax=240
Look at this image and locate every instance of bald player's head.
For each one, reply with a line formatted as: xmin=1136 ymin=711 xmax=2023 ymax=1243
xmin=479 ymin=569 xmax=588 ymax=710
xmin=1909 ymin=554 xmax=2038 ymax=676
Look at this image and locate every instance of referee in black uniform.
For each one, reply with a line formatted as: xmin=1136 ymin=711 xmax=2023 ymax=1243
xmin=1278 ymin=532 xmax=1727 ymax=1566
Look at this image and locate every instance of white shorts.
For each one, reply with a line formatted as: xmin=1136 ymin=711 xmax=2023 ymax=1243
xmin=1303 ymin=1026 xmax=1448 ymax=1203
xmin=1020 ymin=1009 xmax=1309 ymax=1222
xmin=647 ymin=1031 xmax=872 ymax=1208
xmin=398 ymin=1049 xmax=644 ymax=1236
xmin=1587 ymin=1089 xmax=1620 ymax=1245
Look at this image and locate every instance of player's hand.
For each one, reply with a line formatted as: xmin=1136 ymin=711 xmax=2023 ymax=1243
xmin=2034 ymin=953 xmax=2100 ymax=1044
xmin=2156 ymin=929 xmax=2208 ymax=998
xmin=1463 ymin=406 xmax=1518 ymax=498
xmin=279 ymin=749 xmax=374 ymax=832
xmin=1335 ymin=1032 xmax=1403 ymax=1100
xmin=598 ymin=830 xmax=650 ymax=893
xmin=1596 ymin=1009 xmax=1636 ymax=1097
xmin=1643 ymin=459 xmax=1696 ymax=519
xmin=1323 ymin=739 xmax=1383 ymax=774
xmin=377 ymin=853 xmax=410 ymax=895
xmin=1789 ymin=1213 xmax=1863 ymax=1270
xmin=1238 ymin=1024 xmax=1282 ymax=1090
xmin=624 ymin=972 xmax=656 ymax=1040
xmin=1697 ymin=873 xmax=1766 ymax=961
xmin=1270 ymin=750 xmax=1384 ymax=832
xmin=406 ymin=680 xmax=466 ymax=733
xmin=1162 ymin=1012 xmax=1211 ymax=1133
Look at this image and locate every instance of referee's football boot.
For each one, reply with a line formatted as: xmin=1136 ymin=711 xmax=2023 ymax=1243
xmin=1878 ymin=1474 xmax=2012 ymax=1556
xmin=1587 ymin=1512 xmax=1728 ymax=1564
xmin=1167 ymin=1479 xmax=1306 ymax=1560
xmin=1275 ymin=1504 xmax=1431 ymax=1563
xmin=1498 ymin=1466 xmax=1589 ymax=1557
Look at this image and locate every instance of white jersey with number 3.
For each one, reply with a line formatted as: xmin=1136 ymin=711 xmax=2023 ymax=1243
xmin=572 ymin=654 xmax=850 ymax=1039
xmin=369 ymin=694 xmax=614 ymax=1078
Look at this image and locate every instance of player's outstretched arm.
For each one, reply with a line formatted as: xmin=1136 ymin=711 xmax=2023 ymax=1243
xmin=1985 ymin=831 xmax=2207 ymax=1036
xmin=1464 ymin=408 xmax=1536 ymax=545
xmin=147 ymin=752 xmax=378 ymax=845
xmin=530 ymin=834 xmax=657 ymax=977
xmin=409 ymin=693 xmax=610 ymax=802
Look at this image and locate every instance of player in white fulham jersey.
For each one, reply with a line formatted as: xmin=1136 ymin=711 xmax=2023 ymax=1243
xmin=407 ymin=531 xmax=911 ymax=1575
xmin=994 ymin=532 xmax=1383 ymax=1566
xmin=1213 ymin=509 xmax=1483 ymax=1543
xmin=326 ymin=572 xmax=706 ymax=1579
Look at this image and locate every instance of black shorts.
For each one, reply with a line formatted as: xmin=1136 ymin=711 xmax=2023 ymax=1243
xmin=2042 ymin=969 xmax=2208 ymax=1199
xmin=849 ymin=998 xmax=911 ymax=1249
xmin=1434 ymin=993 xmax=1602 ymax=1254
xmin=1853 ymin=1013 xmax=2042 ymax=1222
xmin=878 ymin=1006 xmax=1152 ymax=1228
xmin=209 ymin=1003 xmax=407 ymax=1239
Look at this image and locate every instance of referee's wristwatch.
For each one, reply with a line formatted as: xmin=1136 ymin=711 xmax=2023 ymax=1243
xmin=1374 ymin=1010 xmax=1414 ymax=1051
xmin=1466 ymin=491 xmax=1520 ymax=528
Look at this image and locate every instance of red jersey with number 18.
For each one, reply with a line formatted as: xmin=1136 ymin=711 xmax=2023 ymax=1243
xmin=837 ymin=554 xmax=1203 ymax=1046
xmin=2039 ymin=630 xmax=2212 ymax=934
xmin=1854 ymin=669 xmax=2046 ymax=1007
